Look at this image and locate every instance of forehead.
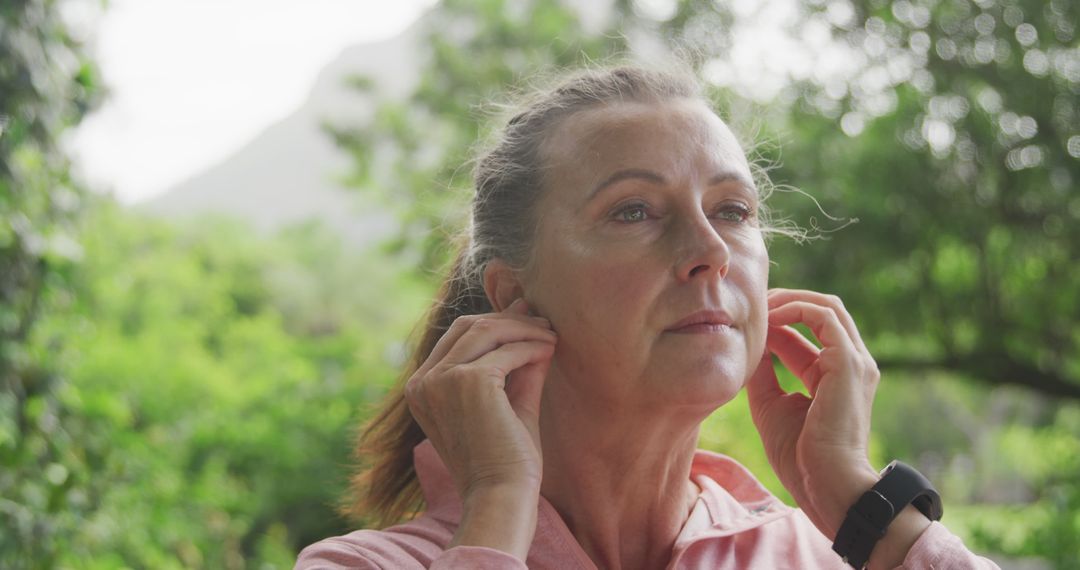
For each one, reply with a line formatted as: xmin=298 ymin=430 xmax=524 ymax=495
xmin=540 ymin=98 xmax=752 ymax=189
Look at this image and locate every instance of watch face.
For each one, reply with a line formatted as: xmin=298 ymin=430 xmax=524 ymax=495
xmin=857 ymin=490 xmax=896 ymax=528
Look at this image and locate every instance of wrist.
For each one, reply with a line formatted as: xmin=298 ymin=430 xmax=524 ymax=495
xmin=453 ymin=482 xmax=540 ymax=561
xmin=866 ymin=505 xmax=931 ymax=570
xmin=831 ymin=461 xmax=942 ymax=569
xmin=813 ymin=465 xmax=880 ymax=538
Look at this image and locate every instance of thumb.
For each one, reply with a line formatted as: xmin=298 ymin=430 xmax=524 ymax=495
xmin=745 ymin=353 xmax=784 ymax=428
xmin=505 ymin=352 xmax=551 ymax=425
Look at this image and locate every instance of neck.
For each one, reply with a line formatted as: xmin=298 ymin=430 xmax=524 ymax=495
xmin=538 ymin=385 xmax=707 ymax=570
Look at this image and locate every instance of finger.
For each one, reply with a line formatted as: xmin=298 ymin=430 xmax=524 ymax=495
xmin=745 ymin=353 xmax=813 ymax=440
xmin=513 ymin=299 xmax=554 ymax=330
xmin=502 ymin=301 xmax=555 ymax=423
xmin=407 ymin=338 xmax=552 ymax=433
xmin=415 ymin=316 xmax=479 ymax=379
xmin=442 ymin=316 xmax=557 ymax=367
xmin=767 ymin=300 xmax=857 ymax=355
xmin=767 ymin=289 xmax=867 ymax=353
xmin=505 ymin=350 xmax=553 ymax=424
xmin=467 ymin=340 xmax=557 ymax=391
xmin=505 ymin=297 xmax=530 ymax=315
xmin=415 ymin=304 xmax=551 ymax=378
xmin=766 ymin=325 xmax=824 ymax=395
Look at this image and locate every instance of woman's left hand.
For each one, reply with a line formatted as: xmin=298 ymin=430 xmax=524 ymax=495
xmin=745 ymin=288 xmax=882 ymax=540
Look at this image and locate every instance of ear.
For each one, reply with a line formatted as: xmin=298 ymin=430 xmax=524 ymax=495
xmin=482 ymin=258 xmax=525 ymax=312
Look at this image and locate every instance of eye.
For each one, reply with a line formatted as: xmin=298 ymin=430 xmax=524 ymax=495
xmin=612 ymin=202 xmax=651 ymax=223
xmin=713 ymin=203 xmax=754 ymax=224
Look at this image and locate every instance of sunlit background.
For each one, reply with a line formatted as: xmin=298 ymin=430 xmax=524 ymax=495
xmin=3 ymin=0 xmax=1078 ymax=568
xmin=67 ymin=0 xmax=437 ymax=204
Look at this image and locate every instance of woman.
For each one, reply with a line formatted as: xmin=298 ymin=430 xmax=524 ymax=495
xmin=297 ymin=66 xmax=997 ymax=569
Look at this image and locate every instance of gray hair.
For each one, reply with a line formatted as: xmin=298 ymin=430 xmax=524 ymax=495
xmin=458 ymin=66 xmax=704 ymax=310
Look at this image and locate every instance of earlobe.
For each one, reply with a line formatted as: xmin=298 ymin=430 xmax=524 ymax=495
xmin=482 ymin=259 xmax=525 ymax=312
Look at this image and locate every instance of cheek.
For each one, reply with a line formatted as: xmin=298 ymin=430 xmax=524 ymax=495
xmin=540 ymin=243 xmax=654 ymax=326
xmin=528 ymin=239 xmax=660 ymax=380
xmin=743 ymin=244 xmax=771 ymax=354
xmin=720 ymin=236 xmax=769 ymax=347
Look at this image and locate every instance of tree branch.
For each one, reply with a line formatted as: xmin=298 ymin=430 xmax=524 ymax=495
xmin=876 ymin=353 xmax=1080 ymax=401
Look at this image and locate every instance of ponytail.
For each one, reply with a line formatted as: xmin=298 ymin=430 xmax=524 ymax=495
xmin=343 ymin=247 xmax=491 ymax=526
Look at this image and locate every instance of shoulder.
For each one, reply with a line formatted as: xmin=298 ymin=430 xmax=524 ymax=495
xmin=294 ymin=515 xmax=455 ymax=570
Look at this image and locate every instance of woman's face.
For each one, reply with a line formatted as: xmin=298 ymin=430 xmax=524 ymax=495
xmin=524 ymin=98 xmax=770 ymax=413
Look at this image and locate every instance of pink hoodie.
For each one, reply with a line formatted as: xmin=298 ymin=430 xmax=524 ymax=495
xmin=296 ymin=441 xmax=999 ymax=569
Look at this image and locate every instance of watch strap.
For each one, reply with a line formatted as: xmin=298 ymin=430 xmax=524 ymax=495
xmin=832 ymin=461 xmax=943 ymax=569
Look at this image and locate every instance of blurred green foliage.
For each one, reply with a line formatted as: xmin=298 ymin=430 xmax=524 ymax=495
xmin=2 ymin=0 xmax=103 ymax=566
xmin=33 ymin=206 xmax=428 ymax=568
xmin=762 ymin=1 xmax=1080 ymax=563
xmin=771 ymin=0 xmax=1079 ymax=400
xmin=2 ymin=0 xmax=1077 ymax=568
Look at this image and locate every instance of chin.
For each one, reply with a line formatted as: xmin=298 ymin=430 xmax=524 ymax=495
xmin=657 ymin=360 xmax=747 ymax=409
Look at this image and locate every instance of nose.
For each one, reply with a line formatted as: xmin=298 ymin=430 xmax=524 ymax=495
xmin=673 ymin=214 xmax=730 ymax=282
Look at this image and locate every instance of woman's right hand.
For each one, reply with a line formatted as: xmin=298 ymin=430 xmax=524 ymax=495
xmin=404 ymin=298 xmax=556 ymax=558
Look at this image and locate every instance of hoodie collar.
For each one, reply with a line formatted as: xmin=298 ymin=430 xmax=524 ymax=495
xmin=414 ymin=439 xmax=791 ymax=533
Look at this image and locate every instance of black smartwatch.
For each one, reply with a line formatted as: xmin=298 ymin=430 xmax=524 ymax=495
xmin=831 ymin=461 xmax=943 ymax=569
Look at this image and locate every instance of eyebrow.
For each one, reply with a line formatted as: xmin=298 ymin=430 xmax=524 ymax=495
xmin=587 ymin=168 xmax=756 ymax=200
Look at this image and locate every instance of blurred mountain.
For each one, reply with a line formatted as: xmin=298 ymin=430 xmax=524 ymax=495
xmin=137 ymin=0 xmax=623 ymax=246
xmin=139 ymin=17 xmax=425 ymax=246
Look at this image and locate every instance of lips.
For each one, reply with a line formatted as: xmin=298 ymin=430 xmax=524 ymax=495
xmin=665 ymin=310 xmax=736 ymax=333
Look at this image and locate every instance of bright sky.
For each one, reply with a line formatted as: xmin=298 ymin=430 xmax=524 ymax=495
xmin=67 ymin=0 xmax=851 ymax=205
xmin=67 ymin=0 xmax=437 ymax=204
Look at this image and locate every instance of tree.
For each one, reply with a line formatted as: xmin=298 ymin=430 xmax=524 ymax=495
xmin=42 ymin=207 xmax=425 ymax=568
xmin=761 ymin=0 xmax=1080 ymax=563
xmin=0 ymin=0 xmax=104 ymax=566
xmin=764 ymin=0 xmax=1080 ymax=399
